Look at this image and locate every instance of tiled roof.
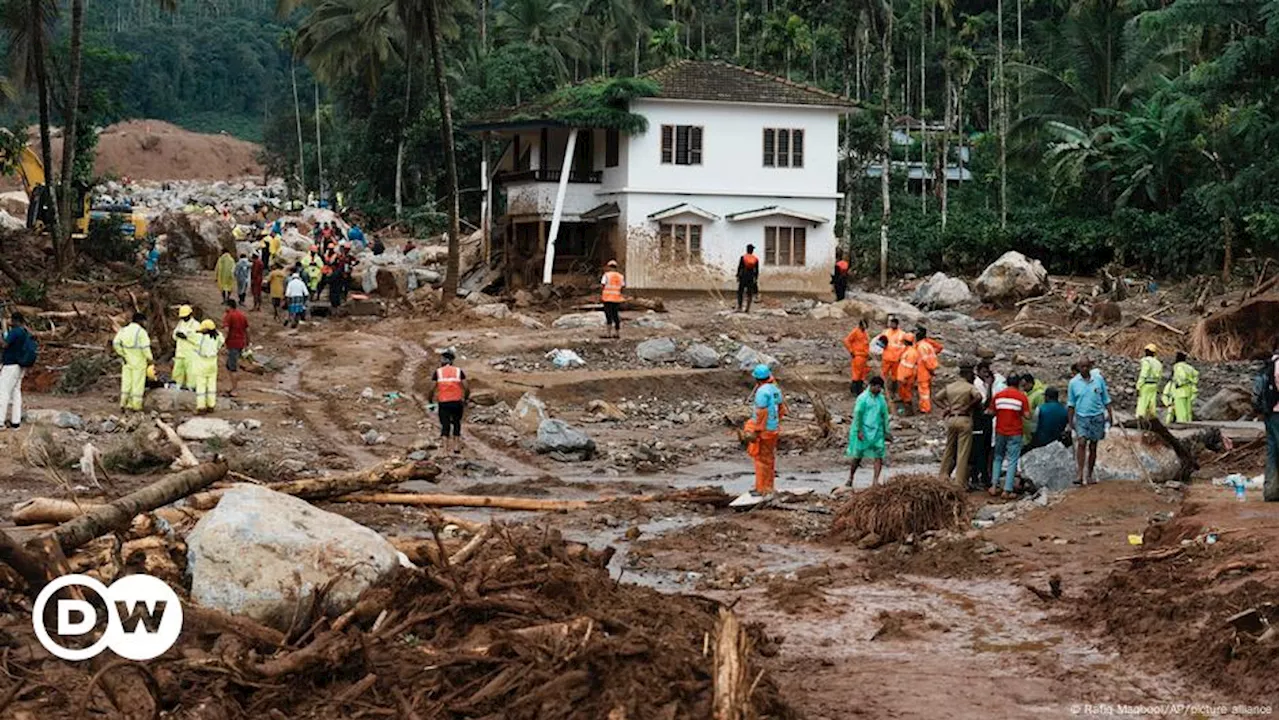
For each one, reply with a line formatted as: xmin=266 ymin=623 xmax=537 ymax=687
xmin=640 ymin=60 xmax=856 ymax=108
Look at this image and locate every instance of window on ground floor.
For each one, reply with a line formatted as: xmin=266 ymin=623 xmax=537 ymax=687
xmin=763 ymin=226 xmax=806 ymax=266
xmin=658 ymin=223 xmax=703 ymax=264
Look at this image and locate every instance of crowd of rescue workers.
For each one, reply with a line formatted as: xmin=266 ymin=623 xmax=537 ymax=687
xmin=0 ymin=224 xmax=1246 ymax=505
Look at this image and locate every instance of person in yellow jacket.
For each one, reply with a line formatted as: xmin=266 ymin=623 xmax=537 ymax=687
xmin=112 ymin=312 xmax=152 ymax=411
xmin=1162 ymin=351 xmax=1199 ymax=423
xmin=214 ymin=250 xmax=236 ymax=302
xmin=192 ymin=319 xmax=225 ymax=413
xmin=304 ymin=248 xmax=324 ymax=296
xmin=171 ymin=305 xmax=200 ymax=390
xmin=1136 ymin=343 xmax=1163 ymax=420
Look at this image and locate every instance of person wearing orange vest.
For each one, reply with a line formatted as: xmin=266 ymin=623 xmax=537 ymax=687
xmin=842 ymin=318 xmax=871 ymax=396
xmin=600 ymin=260 xmax=626 ymax=338
xmin=831 ymin=253 xmax=851 ymax=301
xmin=915 ymin=326 xmax=942 ymax=413
xmin=428 ymin=349 xmax=470 ymax=454
xmin=876 ymin=316 xmax=912 ymax=399
xmin=736 ymin=244 xmax=760 ymax=313
xmin=895 ymin=336 xmax=920 ymax=413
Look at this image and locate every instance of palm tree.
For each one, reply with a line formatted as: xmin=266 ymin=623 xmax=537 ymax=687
xmin=424 ymin=0 xmax=462 ymax=300
xmin=5 ymin=0 xmax=61 ymax=252
xmin=279 ymin=30 xmax=307 ymax=197
xmin=876 ymin=0 xmax=892 ymax=287
xmin=494 ymin=0 xmax=579 ymax=79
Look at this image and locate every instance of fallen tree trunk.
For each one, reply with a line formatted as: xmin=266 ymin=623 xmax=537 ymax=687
xmin=187 ymin=459 xmax=440 ymax=509
xmin=333 ymin=493 xmax=591 ymax=512
xmin=0 ymin=528 xmax=54 ymax=590
xmin=49 ymin=461 xmax=227 ymax=553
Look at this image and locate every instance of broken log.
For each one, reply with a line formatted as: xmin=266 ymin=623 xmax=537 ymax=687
xmin=712 ymin=607 xmax=750 ymax=720
xmin=1113 ymin=546 xmax=1184 ymax=564
xmin=12 ymin=497 xmax=105 ymax=526
xmin=48 ymin=461 xmax=227 ymax=553
xmin=0 ymin=528 xmax=55 ymax=591
xmin=184 ymin=604 xmax=286 ymax=649
xmin=1138 ymin=314 xmax=1186 ymax=335
xmin=333 ymin=493 xmax=590 ymax=512
xmin=156 ymin=419 xmax=200 ymax=469
xmin=186 ymin=459 xmax=441 ymax=509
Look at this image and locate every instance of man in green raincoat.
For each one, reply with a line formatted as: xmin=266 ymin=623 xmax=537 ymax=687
xmin=214 ymin=249 xmax=236 ymax=302
xmin=846 ymin=376 xmax=892 ymax=488
xmin=1162 ymin=351 xmax=1199 ymax=423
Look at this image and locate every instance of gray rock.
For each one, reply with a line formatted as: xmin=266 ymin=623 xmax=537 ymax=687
xmin=407 ymin=449 xmax=428 ymax=461
xmin=177 ymin=417 xmax=236 ymax=440
xmin=512 ymin=393 xmax=547 ymax=434
xmin=808 ymin=303 xmax=848 ymax=320
xmin=471 ymin=303 xmax=511 ymax=320
xmin=631 ymin=315 xmax=682 ymax=331
xmin=24 ymin=409 xmax=83 ymax=429
xmin=1022 ymin=432 xmax=1182 ymax=490
xmin=734 ymin=345 xmax=779 ymax=372
xmin=144 ymin=387 xmax=230 ymax=412
xmin=586 ymin=399 xmax=627 ymax=421
xmin=636 ymin=337 xmax=678 ymax=363
xmin=974 ymin=504 xmax=1004 ymax=522
xmin=238 ymin=419 xmax=263 ymax=431
xmin=513 ymin=313 xmax=545 ymax=329
xmin=513 ymin=289 xmax=534 ymax=308
xmin=535 ymin=419 xmax=596 ymax=459
xmin=187 ymin=485 xmax=401 ymax=630
xmin=974 ymin=251 xmax=1050 ymax=304
xmin=683 ymin=343 xmax=721 ymax=369
xmin=911 ymin=272 xmax=976 ymax=309
xmin=551 ymin=312 xmax=606 ymax=329
xmin=362 ymin=429 xmax=384 ymax=445
xmin=840 ymin=292 xmax=924 ymax=324
xmin=1198 ymin=386 xmax=1254 ymax=421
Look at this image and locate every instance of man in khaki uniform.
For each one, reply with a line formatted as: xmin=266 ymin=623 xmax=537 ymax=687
xmin=938 ymin=363 xmax=985 ymax=488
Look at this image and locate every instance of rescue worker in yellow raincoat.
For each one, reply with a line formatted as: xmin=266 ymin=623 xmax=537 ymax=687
xmin=171 ymin=305 xmax=200 ymax=390
xmin=215 ymin=250 xmax=236 ymax=302
xmin=1162 ymin=351 xmax=1199 ymax=423
xmin=1136 ymin=343 xmax=1163 ymax=420
xmin=304 ymin=247 xmax=324 ymax=297
xmin=112 ymin=312 xmax=152 ymax=411
xmin=192 ymin=319 xmax=225 ymax=413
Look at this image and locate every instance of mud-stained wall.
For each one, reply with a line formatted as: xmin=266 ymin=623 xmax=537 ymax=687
xmin=620 ymin=193 xmax=838 ymax=294
xmin=504 ymin=181 xmax=600 ymax=219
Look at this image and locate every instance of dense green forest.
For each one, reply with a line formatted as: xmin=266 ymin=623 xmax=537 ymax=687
xmin=2 ymin=0 xmax=1277 ymax=280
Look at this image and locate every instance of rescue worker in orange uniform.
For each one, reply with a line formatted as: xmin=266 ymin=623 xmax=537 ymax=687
xmin=831 ymin=253 xmax=851 ymax=301
xmin=876 ymin=316 xmax=912 ymax=399
xmin=843 ymin=318 xmax=871 ymax=396
xmin=895 ymin=336 xmax=920 ymax=413
xmin=742 ymin=363 xmax=787 ymax=497
xmin=736 ymin=245 xmax=760 ymax=312
xmin=600 ymin=260 xmax=625 ymax=338
xmin=428 ymin=349 xmax=470 ymax=454
xmin=914 ymin=326 xmax=942 ymax=413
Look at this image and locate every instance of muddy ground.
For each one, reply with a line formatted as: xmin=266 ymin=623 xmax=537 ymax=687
xmin=1 ymin=265 xmax=1275 ymax=719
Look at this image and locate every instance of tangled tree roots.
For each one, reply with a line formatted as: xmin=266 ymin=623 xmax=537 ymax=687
xmin=1190 ymin=297 xmax=1278 ymax=362
xmin=831 ymin=474 xmax=967 ymax=543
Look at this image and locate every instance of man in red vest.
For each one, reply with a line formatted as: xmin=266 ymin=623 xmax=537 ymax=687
xmin=736 ymin=244 xmax=759 ymax=312
xmin=429 ymin=349 xmax=470 ymax=454
xmin=831 ymin=252 xmax=851 ymax=301
xmin=601 ymin=260 xmax=625 ymax=338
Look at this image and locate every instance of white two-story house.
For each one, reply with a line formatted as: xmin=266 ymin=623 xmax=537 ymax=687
xmin=467 ymin=60 xmax=856 ymax=294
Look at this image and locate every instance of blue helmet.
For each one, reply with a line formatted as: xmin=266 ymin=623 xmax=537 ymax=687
xmin=752 ymin=363 xmax=772 ymax=380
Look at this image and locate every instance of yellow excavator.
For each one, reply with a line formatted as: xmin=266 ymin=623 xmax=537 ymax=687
xmin=1 ymin=131 xmax=148 ymax=239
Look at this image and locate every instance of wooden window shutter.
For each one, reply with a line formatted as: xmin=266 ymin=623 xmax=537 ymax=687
xmin=763 ymin=128 xmax=775 ymax=167
xmin=689 ymin=127 xmax=703 ymax=164
xmin=776 ymin=130 xmax=790 ymax=168
xmin=659 ymin=223 xmax=672 ymax=262
xmin=764 ymin=227 xmax=777 ymax=265
xmin=689 ymin=224 xmax=702 ymax=261
xmin=675 ymin=125 xmax=690 ymax=165
xmin=661 ymin=125 xmax=674 ymax=164
xmin=792 ymin=129 xmax=804 ymax=167
xmin=793 ymin=227 xmax=807 ymax=265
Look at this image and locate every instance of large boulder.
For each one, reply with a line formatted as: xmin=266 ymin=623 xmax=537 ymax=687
xmin=534 ymin=419 xmax=596 ymax=459
xmin=631 ymin=315 xmax=683 ymax=331
xmin=23 ymin=409 xmax=83 ymax=429
xmin=512 ymin=393 xmax=548 ymax=434
xmin=683 ymin=343 xmax=721 ymax=369
xmin=552 ymin=312 xmax=606 ymax=329
xmin=840 ymin=292 xmax=924 ymax=325
xmin=144 ymin=387 xmax=231 ymax=412
xmin=734 ymin=345 xmax=779 ymax=371
xmin=1022 ymin=432 xmax=1181 ymax=490
xmin=1197 ymin=386 xmax=1254 ymax=421
xmin=636 ymin=337 xmax=678 ymax=363
xmin=471 ymin=303 xmax=511 ymax=320
xmin=974 ymin=251 xmax=1049 ymax=304
xmin=187 ymin=485 xmax=401 ymax=630
xmin=150 ymin=212 xmax=232 ymax=271
xmin=911 ymin=272 xmax=975 ymax=309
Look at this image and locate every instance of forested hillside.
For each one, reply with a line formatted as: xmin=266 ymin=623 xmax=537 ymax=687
xmin=2 ymin=0 xmax=1276 ymax=279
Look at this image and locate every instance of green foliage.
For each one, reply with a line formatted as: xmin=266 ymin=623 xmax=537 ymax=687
xmin=508 ymin=76 xmax=659 ymax=133
xmin=13 ymin=280 xmax=47 ymax=306
xmin=55 ymin=353 xmax=113 ymax=394
xmin=83 ymin=214 xmax=137 ymax=262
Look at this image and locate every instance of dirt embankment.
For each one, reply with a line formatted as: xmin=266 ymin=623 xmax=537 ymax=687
xmin=5 ymin=120 xmax=263 ymax=187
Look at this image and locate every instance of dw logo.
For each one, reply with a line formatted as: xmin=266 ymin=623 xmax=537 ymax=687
xmin=33 ymin=574 xmax=183 ymax=661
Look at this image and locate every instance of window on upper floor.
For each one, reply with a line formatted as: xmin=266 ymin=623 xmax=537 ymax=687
xmin=658 ymin=223 xmax=703 ymax=264
xmin=661 ymin=125 xmax=703 ymax=165
xmin=763 ymin=128 xmax=804 ymax=168
xmin=605 ymin=129 xmax=619 ymax=168
xmin=763 ymin=226 xmax=806 ymax=266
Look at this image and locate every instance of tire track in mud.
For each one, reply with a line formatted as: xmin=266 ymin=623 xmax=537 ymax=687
xmin=278 ymin=349 xmax=382 ymax=468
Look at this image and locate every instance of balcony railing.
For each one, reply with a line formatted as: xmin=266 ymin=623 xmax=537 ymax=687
xmin=497 ymin=168 xmax=602 ymax=184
